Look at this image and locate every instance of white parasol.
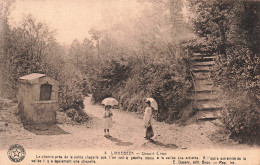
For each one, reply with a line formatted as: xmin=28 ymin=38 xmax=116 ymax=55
xmin=101 ymin=97 xmax=119 ymax=106
xmin=146 ymin=98 xmax=158 ymax=110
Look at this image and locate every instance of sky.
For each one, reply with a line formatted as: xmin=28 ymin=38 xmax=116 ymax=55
xmin=8 ymin=0 xmax=138 ymax=45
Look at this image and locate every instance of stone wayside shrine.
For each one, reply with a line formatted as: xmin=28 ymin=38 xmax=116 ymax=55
xmin=18 ymin=73 xmax=59 ymax=125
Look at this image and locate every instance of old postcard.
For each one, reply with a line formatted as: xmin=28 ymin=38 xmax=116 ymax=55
xmin=0 ymin=0 xmax=259 ymax=164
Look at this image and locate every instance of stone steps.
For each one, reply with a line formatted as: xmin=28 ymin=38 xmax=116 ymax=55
xmin=192 ymin=64 xmax=212 ymax=73
xmin=192 ymin=69 xmax=210 ymax=73
xmin=195 ymin=98 xmax=218 ymax=102
xmin=192 ymin=65 xmax=212 ymax=70
xmin=191 ymin=52 xmax=222 ymax=121
xmin=196 ymin=101 xmax=222 ymax=111
xmin=193 ymin=72 xmax=211 ymax=79
xmin=195 ymin=90 xmax=216 ymax=94
xmin=195 ymin=110 xmax=222 ymax=121
xmin=192 ymin=54 xmax=216 ymax=58
xmin=194 ymin=57 xmax=215 ymax=63
xmin=195 ymin=85 xmax=219 ymax=92
xmin=192 ymin=96 xmax=218 ymax=102
xmin=194 ymin=61 xmax=215 ymax=66
xmin=194 ymin=92 xmax=218 ymax=101
xmin=194 ymin=79 xmax=214 ymax=85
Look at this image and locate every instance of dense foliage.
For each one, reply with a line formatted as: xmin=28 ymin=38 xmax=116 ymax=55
xmin=188 ymin=0 xmax=260 ymax=143
xmin=89 ymin=58 xmax=131 ymax=103
xmin=74 ymin=1 xmax=194 ymax=123
xmin=88 ymin=54 xmax=192 ymax=122
xmin=2 ymin=0 xmax=258 ymax=143
xmin=222 ymin=92 xmax=259 ymax=144
xmin=0 ymin=4 xmax=86 ymax=123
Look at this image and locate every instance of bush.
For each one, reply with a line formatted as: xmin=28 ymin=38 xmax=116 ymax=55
xmin=57 ymin=65 xmax=87 ymax=123
xmin=58 ymin=79 xmax=84 ymax=111
xmin=90 ymin=56 xmax=193 ymax=123
xmin=58 ymin=84 xmax=86 ymax=123
xmin=66 ymin=108 xmax=88 ymax=123
xmin=89 ymin=58 xmax=131 ymax=103
xmin=0 ymin=14 xmax=87 ymax=124
xmin=185 ymin=1 xmax=260 ymax=144
xmin=130 ymin=60 xmax=193 ymax=122
xmin=222 ymin=91 xmax=260 ymax=144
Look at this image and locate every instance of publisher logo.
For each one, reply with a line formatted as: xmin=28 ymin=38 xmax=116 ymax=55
xmin=7 ymin=144 xmax=26 ymax=162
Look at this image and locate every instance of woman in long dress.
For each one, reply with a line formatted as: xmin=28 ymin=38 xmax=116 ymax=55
xmin=103 ymin=105 xmax=113 ymax=137
xmin=143 ymin=100 xmax=153 ymax=139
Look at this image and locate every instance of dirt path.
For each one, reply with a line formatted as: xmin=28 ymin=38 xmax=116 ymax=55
xmin=84 ymin=97 xmax=225 ymax=150
xmin=0 ymin=97 xmax=252 ymax=151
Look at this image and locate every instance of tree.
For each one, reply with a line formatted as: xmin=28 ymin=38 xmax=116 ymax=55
xmin=0 ymin=0 xmax=13 ymax=97
xmin=86 ymin=0 xmax=193 ymax=122
xmin=188 ymin=0 xmax=260 ymax=143
xmin=0 ymin=15 xmax=56 ymax=97
xmin=69 ymin=39 xmax=81 ymax=66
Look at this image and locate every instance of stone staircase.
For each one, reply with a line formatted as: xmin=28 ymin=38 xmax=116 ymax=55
xmin=191 ymin=53 xmax=222 ymax=121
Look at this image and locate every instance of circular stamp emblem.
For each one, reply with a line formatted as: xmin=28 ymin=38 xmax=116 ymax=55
xmin=7 ymin=144 xmax=26 ymax=163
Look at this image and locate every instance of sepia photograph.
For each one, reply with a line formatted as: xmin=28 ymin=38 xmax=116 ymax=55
xmin=0 ymin=0 xmax=259 ymax=164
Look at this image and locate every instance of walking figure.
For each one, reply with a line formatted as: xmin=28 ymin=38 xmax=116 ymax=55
xmin=143 ymin=100 xmax=154 ymax=139
xmin=103 ymin=105 xmax=113 ymax=137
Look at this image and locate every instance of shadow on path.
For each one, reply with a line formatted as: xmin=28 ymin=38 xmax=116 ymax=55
xmin=24 ymin=124 xmax=69 ymax=135
xmin=106 ymin=136 xmax=133 ymax=146
xmin=148 ymin=139 xmax=178 ymax=149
